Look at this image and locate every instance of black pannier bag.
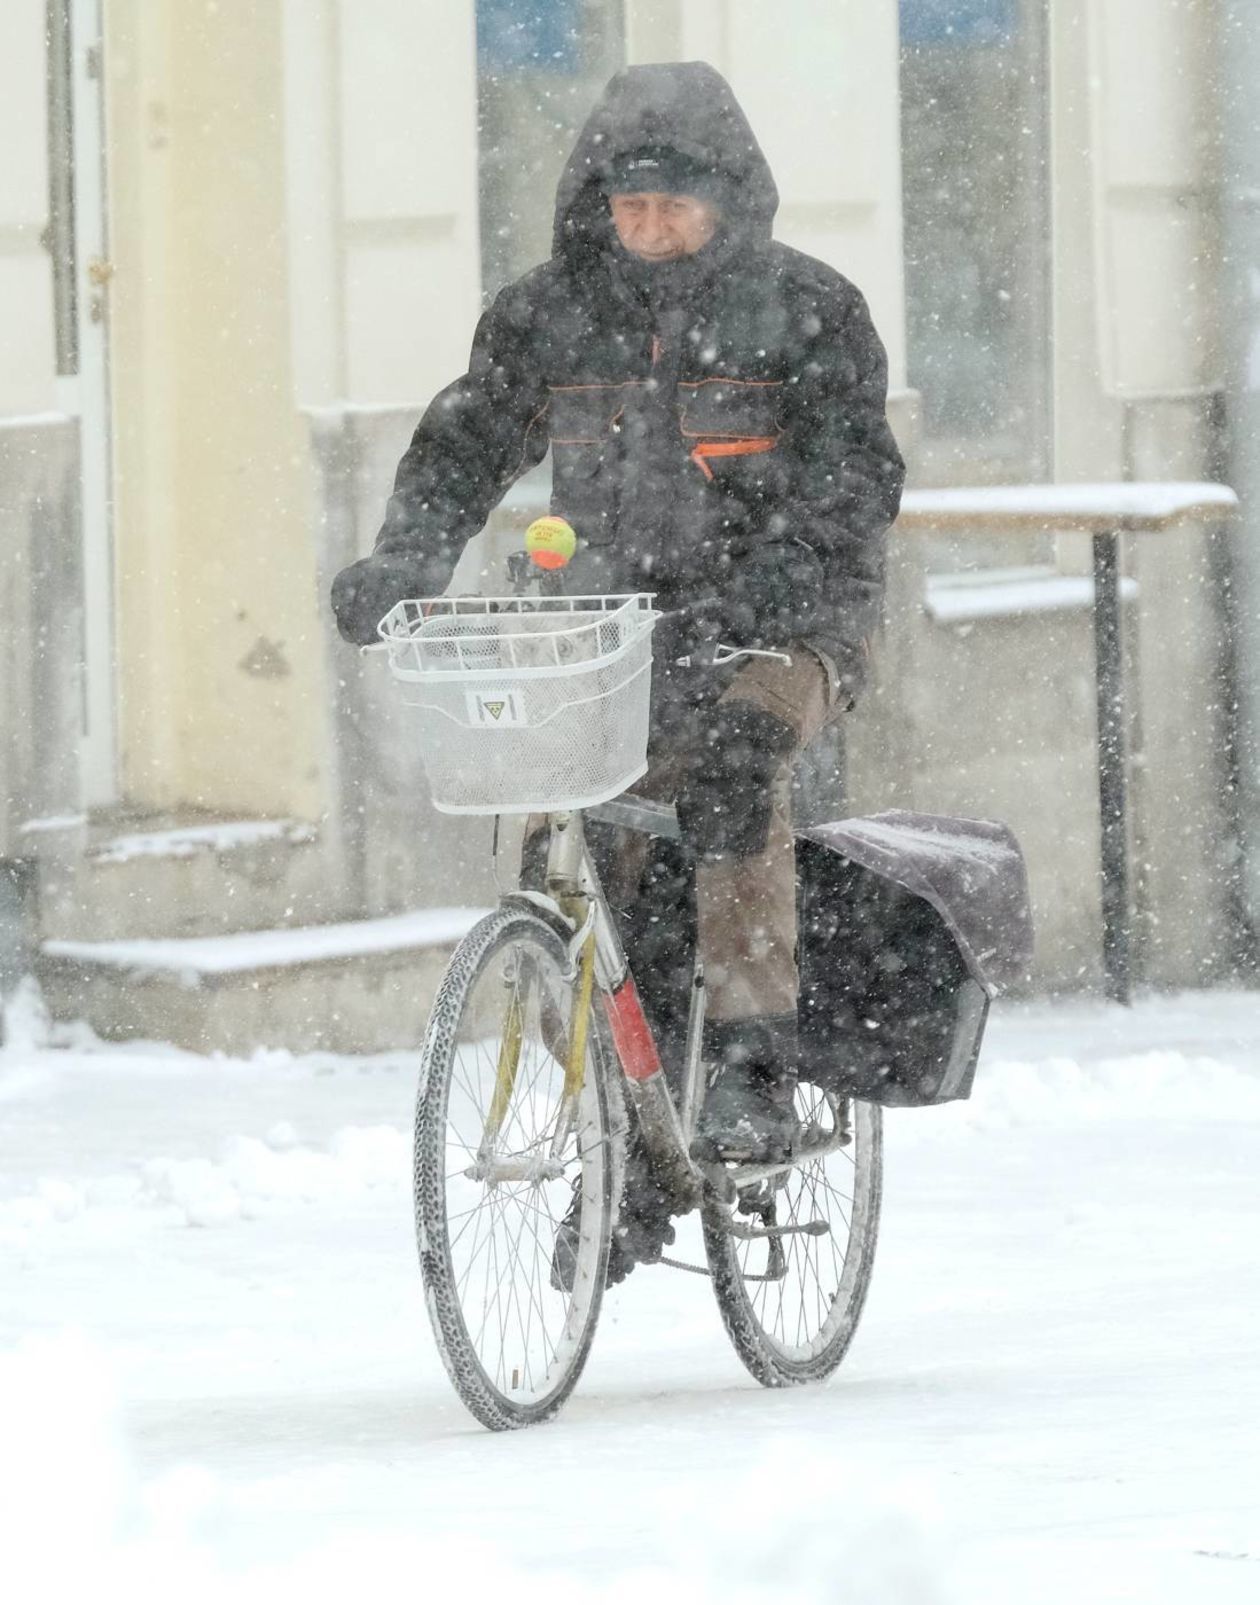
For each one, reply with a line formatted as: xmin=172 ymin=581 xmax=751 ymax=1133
xmin=796 ymin=811 xmax=1034 ymax=1107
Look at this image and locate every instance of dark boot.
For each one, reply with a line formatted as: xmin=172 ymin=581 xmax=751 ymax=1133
xmin=550 ymin=1136 xmax=676 ymax=1292
xmin=691 ymin=1014 xmax=801 ymax=1163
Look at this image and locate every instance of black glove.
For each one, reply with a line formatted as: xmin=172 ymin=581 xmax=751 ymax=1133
xmin=330 ymin=554 xmax=432 ymax=646
xmin=675 ymin=698 xmax=797 ymax=860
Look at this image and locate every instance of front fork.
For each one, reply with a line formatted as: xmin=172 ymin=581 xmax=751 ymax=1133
xmin=475 ymin=924 xmax=594 ymax=1183
xmin=476 ymin=814 xmax=601 ymax=1175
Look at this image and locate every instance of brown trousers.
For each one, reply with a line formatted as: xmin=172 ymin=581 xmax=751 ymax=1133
xmin=606 ymin=648 xmax=836 ymax=1022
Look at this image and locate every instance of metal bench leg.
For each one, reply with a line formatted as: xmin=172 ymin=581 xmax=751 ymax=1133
xmin=1092 ymin=529 xmax=1132 ymax=1003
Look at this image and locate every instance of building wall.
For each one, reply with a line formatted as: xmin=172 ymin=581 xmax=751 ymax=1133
xmin=0 ymin=2 xmax=1244 ymax=996
xmin=105 ymin=0 xmax=331 ymax=820
xmin=282 ymin=0 xmax=483 ymax=409
xmin=1051 ymin=0 xmax=1231 ymax=982
xmin=281 ymin=0 xmax=907 ymax=411
xmin=844 ymin=0 xmax=1233 ymax=988
xmin=1051 ymin=0 xmax=1220 ymax=482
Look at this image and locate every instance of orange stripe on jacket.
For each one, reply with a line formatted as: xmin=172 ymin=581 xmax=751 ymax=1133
xmin=688 ymin=437 xmax=778 ymax=481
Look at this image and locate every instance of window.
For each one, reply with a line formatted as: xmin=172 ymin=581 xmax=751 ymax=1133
xmin=900 ymin=0 xmax=1052 ymax=486
xmin=475 ymin=0 xmax=625 ymax=301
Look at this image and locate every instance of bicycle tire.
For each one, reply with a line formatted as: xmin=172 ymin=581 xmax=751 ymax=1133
xmin=414 ymin=906 xmax=615 ymax=1430
xmin=702 ymin=1090 xmax=882 ymax=1387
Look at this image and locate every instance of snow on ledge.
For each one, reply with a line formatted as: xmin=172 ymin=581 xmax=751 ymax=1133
xmin=925 ymin=569 xmax=1139 ymax=624
xmin=42 ymin=908 xmax=490 ymax=979
xmin=0 ymin=411 xmax=74 ymax=433
xmin=301 ymin=399 xmax=423 ymax=421
xmin=91 ymin=818 xmax=316 ymax=865
xmin=19 ymin=813 xmax=87 ymax=837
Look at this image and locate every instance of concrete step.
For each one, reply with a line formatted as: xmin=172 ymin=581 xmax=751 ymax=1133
xmin=35 ymin=812 xmax=340 ymax=943
xmin=37 ymin=906 xmax=488 ymax=1056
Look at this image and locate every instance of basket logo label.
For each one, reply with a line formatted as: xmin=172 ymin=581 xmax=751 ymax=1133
xmin=466 ymin=689 xmax=526 ymax=728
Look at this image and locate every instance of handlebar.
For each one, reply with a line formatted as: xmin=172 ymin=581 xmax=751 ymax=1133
xmin=690 ymin=642 xmax=792 ymax=669
xmin=504 ymin=555 xmax=789 ymax=667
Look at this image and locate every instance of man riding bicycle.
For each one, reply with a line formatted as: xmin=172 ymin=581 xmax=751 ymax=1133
xmin=332 ymin=62 xmax=905 ymax=1270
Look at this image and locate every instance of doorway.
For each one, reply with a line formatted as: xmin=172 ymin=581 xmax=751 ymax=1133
xmin=48 ymin=0 xmax=116 ymax=808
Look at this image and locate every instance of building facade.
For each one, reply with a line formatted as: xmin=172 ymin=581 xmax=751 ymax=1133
xmin=0 ymin=0 xmax=1246 ymax=1039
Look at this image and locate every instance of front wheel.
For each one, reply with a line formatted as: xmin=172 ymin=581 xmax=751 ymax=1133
xmin=703 ymin=1088 xmax=882 ymax=1387
xmin=414 ymin=906 xmax=616 ymax=1429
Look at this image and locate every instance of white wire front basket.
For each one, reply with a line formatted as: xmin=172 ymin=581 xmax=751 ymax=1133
xmin=377 ymin=594 xmax=660 ymax=814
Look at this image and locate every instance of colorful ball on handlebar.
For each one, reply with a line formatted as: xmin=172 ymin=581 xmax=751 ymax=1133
xmin=525 ymin=516 xmax=577 ymax=570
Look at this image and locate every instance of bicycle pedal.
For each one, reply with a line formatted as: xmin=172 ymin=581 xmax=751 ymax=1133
xmin=727 ymin=1216 xmax=829 ymax=1241
xmin=689 ymin=1129 xmax=798 ymax=1167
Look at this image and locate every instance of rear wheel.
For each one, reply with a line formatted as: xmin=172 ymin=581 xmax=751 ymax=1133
xmin=414 ymin=907 xmax=615 ymax=1430
xmin=703 ymin=1087 xmax=882 ymax=1386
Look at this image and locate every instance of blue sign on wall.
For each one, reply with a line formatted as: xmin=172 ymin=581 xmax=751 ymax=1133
xmin=900 ymin=0 xmax=1018 ymax=47
xmin=477 ymin=0 xmax=582 ymax=74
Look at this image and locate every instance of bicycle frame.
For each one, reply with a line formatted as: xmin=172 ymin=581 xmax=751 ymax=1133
xmin=538 ymin=807 xmax=706 ymax=1211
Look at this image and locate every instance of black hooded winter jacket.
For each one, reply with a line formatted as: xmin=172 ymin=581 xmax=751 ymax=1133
xmin=333 ymin=62 xmax=906 ymax=702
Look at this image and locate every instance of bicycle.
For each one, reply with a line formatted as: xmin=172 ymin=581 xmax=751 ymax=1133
xmin=376 ymin=587 xmax=882 ymax=1431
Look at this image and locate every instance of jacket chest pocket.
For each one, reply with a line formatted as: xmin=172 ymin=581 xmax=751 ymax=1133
xmin=676 ymin=379 xmax=784 ymax=481
xmin=547 ymin=383 xmax=632 ymax=542
xmin=547 ymin=383 xmax=635 ymax=446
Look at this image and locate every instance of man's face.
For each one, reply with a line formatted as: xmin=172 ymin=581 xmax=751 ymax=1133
xmin=609 ymin=192 xmax=720 ymax=261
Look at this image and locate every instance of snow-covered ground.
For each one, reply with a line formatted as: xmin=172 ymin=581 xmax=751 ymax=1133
xmin=3 ymin=981 xmax=1260 ymax=1603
